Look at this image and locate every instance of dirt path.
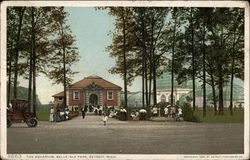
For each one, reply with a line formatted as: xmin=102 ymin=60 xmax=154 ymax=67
xmin=7 ymin=115 xmax=244 ymax=154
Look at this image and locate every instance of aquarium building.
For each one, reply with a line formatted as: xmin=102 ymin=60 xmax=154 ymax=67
xmin=52 ymin=75 xmax=122 ymax=107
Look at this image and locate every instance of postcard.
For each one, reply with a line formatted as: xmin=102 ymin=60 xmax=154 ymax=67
xmin=0 ymin=1 xmax=249 ymax=160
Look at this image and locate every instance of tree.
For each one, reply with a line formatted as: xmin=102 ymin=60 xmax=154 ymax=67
xmin=105 ymin=7 xmax=136 ymax=109
xmin=7 ymin=7 xmax=19 ymax=105
xmin=12 ymin=7 xmax=26 ymax=99
xmin=162 ymin=8 xmax=186 ymax=107
xmin=131 ymin=7 xmax=168 ymax=109
xmin=206 ymin=8 xmax=237 ymax=115
xmin=145 ymin=8 xmax=168 ymax=106
xmin=27 ymin=7 xmax=59 ymax=114
xmin=132 ymin=7 xmax=149 ymax=108
xmin=188 ymin=8 xmax=197 ymax=111
xmin=227 ymin=8 xmax=244 ymax=115
xmin=196 ymin=8 xmax=212 ymax=117
xmin=47 ymin=7 xmax=80 ymax=108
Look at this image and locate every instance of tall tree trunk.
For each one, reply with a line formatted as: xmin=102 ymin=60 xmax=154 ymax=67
xmin=229 ymin=32 xmax=236 ymax=116
xmin=7 ymin=42 xmax=13 ymax=105
xmin=151 ymin=23 xmax=157 ymax=106
xmin=148 ymin=48 xmax=152 ymax=106
xmin=190 ymin=8 xmax=196 ymax=111
xmin=218 ymin=64 xmax=224 ymax=115
xmin=28 ymin=39 xmax=33 ymax=111
xmin=145 ymin=58 xmax=148 ymax=107
xmin=32 ymin=61 xmax=36 ymax=116
xmin=142 ymin=63 xmax=145 ymax=108
xmin=171 ymin=19 xmax=176 ymax=107
xmin=152 ymin=54 xmax=157 ymax=105
xmin=141 ymin=9 xmax=146 ymax=109
xmin=63 ymin=44 xmax=67 ymax=108
xmin=218 ymin=27 xmax=224 ymax=116
xmin=202 ymin=20 xmax=206 ymax=117
xmin=229 ymin=57 xmax=235 ymax=116
xmin=13 ymin=7 xmax=25 ymax=99
xmin=140 ymin=9 xmax=148 ymax=108
xmin=31 ymin=7 xmax=36 ymax=116
xmin=210 ymin=73 xmax=217 ymax=115
xmin=149 ymin=71 xmax=152 ymax=106
xmin=60 ymin=23 xmax=67 ymax=108
xmin=122 ymin=9 xmax=128 ymax=109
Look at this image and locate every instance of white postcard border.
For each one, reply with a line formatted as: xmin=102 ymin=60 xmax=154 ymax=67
xmin=1 ymin=1 xmax=249 ymax=160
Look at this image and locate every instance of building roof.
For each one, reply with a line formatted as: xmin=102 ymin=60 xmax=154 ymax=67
xmin=156 ymin=72 xmax=192 ymax=90
xmin=179 ymin=82 xmax=244 ymax=104
xmin=52 ymin=91 xmax=64 ymax=97
xmin=69 ymin=75 xmax=122 ymax=89
xmin=52 ymin=75 xmax=122 ymax=97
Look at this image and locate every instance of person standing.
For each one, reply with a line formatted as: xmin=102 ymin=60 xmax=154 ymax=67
xmin=178 ymin=107 xmax=182 ymax=118
xmin=102 ymin=113 xmax=108 ymax=126
xmin=120 ymin=108 xmax=127 ymax=121
xmin=55 ymin=108 xmax=61 ymax=122
xmin=152 ymin=107 xmax=157 ymax=117
xmin=167 ymin=106 xmax=172 ymax=118
xmin=49 ymin=106 xmax=54 ymax=122
xmin=171 ymin=106 xmax=175 ymax=118
xmin=81 ymin=107 xmax=86 ymax=119
xmin=99 ymin=105 xmax=103 ymax=115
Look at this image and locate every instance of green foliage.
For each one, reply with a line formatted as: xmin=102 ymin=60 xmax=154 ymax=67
xmin=36 ymin=108 xmax=50 ymax=121
xmin=8 ymin=86 xmax=42 ymax=106
xmin=7 ymin=7 xmax=79 ymax=109
xmin=181 ymin=103 xmax=200 ymax=122
xmin=194 ymin=108 xmax=244 ymax=123
xmin=46 ymin=7 xmax=80 ymax=86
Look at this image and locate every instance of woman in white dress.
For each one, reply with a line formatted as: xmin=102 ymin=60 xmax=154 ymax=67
xmin=49 ymin=106 xmax=54 ymax=122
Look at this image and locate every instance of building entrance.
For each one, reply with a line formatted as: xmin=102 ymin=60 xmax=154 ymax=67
xmin=89 ymin=94 xmax=98 ymax=105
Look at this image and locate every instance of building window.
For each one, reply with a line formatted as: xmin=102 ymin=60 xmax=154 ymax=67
xmin=107 ymin=91 xmax=113 ymax=100
xmin=58 ymin=97 xmax=63 ymax=101
xmin=161 ymin=95 xmax=166 ymax=102
xmin=73 ymin=91 xmax=79 ymax=100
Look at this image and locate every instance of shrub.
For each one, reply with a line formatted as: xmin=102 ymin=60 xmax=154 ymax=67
xmin=181 ymin=103 xmax=200 ymax=122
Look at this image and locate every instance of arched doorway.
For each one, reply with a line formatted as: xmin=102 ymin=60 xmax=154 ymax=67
xmin=89 ymin=94 xmax=98 ymax=105
xmin=161 ymin=95 xmax=166 ymax=102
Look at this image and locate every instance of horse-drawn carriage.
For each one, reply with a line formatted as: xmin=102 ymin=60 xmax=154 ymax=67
xmin=7 ymin=99 xmax=38 ymax=128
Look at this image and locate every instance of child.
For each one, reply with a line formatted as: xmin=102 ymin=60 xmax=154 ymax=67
xmin=102 ymin=113 xmax=108 ymax=126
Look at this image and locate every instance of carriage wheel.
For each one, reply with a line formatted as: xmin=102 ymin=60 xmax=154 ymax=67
xmin=7 ymin=118 xmax=12 ymax=128
xmin=26 ymin=118 xmax=38 ymax=127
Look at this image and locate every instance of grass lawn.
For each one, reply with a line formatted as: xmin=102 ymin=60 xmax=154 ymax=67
xmin=37 ymin=109 xmax=50 ymax=121
xmin=194 ymin=108 xmax=244 ymax=123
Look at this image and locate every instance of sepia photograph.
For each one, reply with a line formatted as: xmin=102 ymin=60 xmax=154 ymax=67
xmin=0 ymin=1 xmax=249 ymax=160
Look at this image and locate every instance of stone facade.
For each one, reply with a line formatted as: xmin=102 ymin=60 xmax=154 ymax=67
xmin=52 ymin=76 xmax=122 ymax=107
xmin=157 ymin=88 xmax=192 ymax=104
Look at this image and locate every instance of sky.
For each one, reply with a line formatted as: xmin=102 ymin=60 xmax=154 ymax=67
xmin=17 ymin=7 xmax=245 ymax=104
xmin=20 ymin=7 xmax=141 ymax=104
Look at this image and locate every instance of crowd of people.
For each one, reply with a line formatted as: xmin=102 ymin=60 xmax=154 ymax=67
xmin=49 ymin=103 xmax=183 ymax=123
xmin=164 ymin=105 xmax=182 ymax=121
xmin=49 ymin=105 xmax=70 ymax=122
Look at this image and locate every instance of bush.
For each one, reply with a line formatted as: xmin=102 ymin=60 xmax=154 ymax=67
xmin=181 ymin=103 xmax=200 ymax=122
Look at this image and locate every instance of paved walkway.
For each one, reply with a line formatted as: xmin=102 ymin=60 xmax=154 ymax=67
xmin=7 ymin=115 xmax=244 ymax=154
